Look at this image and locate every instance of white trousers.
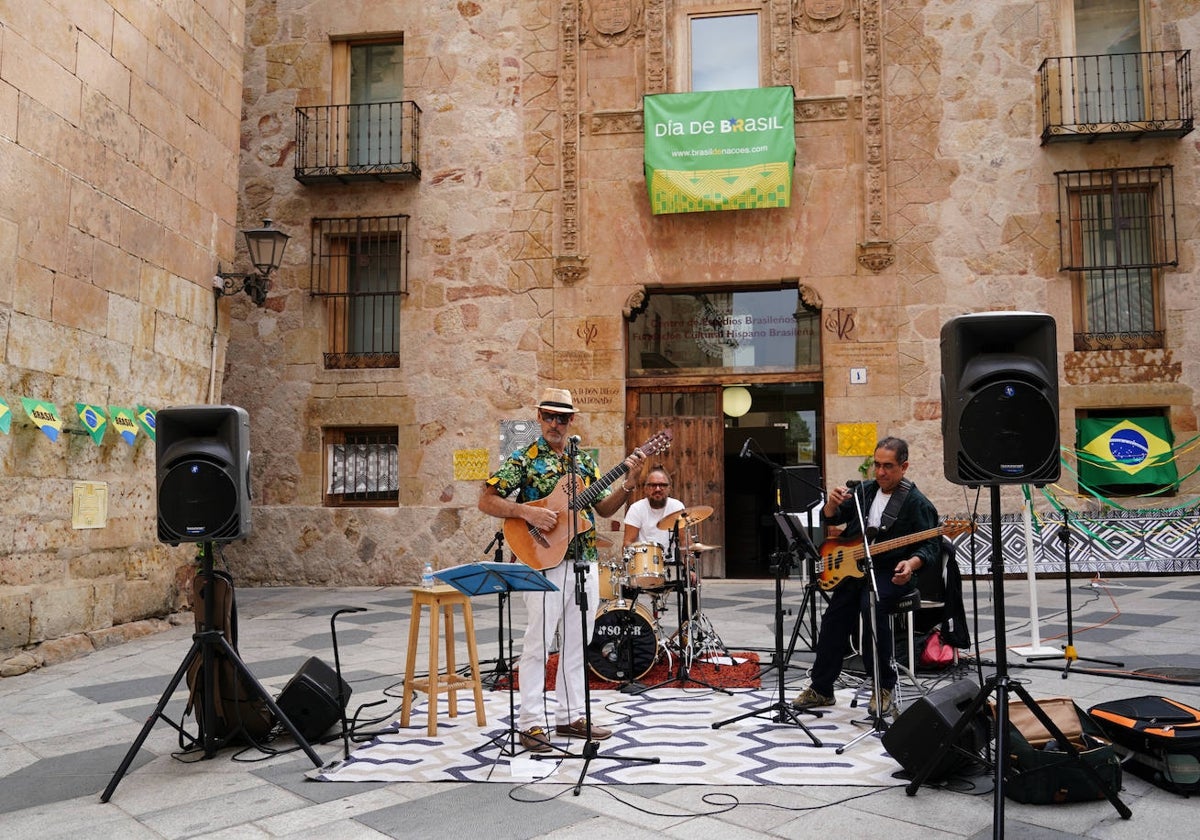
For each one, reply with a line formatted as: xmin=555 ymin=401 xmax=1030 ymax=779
xmin=517 ymin=561 xmax=598 ymax=731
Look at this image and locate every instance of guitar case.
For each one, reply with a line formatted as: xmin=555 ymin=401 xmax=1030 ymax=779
xmin=1088 ymin=695 xmax=1200 ymax=795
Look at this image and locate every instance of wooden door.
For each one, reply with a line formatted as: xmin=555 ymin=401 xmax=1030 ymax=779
xmin=627 ymin=389 xmax=726 ymax=577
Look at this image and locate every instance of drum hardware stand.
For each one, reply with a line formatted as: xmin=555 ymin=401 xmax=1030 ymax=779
xmin=1024 ymin=508 xmax=1123 ymax=677
xmin=531 ymin=438 xmax=658 ymax=793
xmin=711 ymin=542 xmax=822 ymax=744
xmin=905 ymin=486 xmax=1131 ymax=834
xmin=330 ymin=606 xmax=367 ymax=761
xmin=102 ymin=542 xmax=323 ymax=802
xmin=635 ymin=524 xmax=730 ymax=694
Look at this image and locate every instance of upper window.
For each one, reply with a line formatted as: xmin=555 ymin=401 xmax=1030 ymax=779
xmin=310 ymin=216 xmax=408 ymax=369
xmin=347 ymin=42 xmax=404 ymax=167
xmin=1057 ymin=166 xmax=1177 ymax=351
xmin=324 ymin=427 xmax=399 ymax=507
xmin=690 ymin=12 xmax=759 ymax=91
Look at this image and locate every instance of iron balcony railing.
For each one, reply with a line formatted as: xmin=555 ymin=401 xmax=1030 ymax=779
xmin=295 ymin=101 xmax=421 ymax=183
xmin=1039 ymin=50 xmax=1193 ymax=144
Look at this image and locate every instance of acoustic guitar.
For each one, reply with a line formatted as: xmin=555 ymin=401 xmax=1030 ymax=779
xmin=505 ymin=429 xmax=673 ymax=571
xmin=815 ymin=519 xmax=973 ymax=591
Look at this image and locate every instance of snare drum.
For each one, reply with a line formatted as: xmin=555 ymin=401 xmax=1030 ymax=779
xmin=624 ymin=542 xmax=666 ymax=589
xmin=587 ymin=602 xmax=659 ymax=681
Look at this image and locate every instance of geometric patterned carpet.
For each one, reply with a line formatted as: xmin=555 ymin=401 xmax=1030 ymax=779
xmin=312 ymin=688 xmax=904 ymax=786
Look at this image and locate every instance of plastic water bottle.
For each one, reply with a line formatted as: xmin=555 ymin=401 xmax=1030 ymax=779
xmin=421 ymin=560 xmax=435 ymax=588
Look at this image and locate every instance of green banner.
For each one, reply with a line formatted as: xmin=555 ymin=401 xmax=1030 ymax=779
xmin=0 ymin=397 xmax=9 ymax=434
xmin=1077 ymin=417 xmax=1178 ymax=487
xmin=644 ymin=86 xmax=795 ymax=215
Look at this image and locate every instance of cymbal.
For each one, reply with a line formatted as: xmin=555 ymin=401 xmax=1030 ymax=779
xmin=657 ymin=505 xmax=714 ymax=530
xmin=688 ymin=542 xmax=721 ymax=553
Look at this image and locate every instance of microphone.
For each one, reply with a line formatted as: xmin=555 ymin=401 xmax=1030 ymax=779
xmin=739 ymin=438 xmax=753 ymax=459
xmin=568 ymin=435 xmax=581 ymax=446
xmin=846 ymin=480 xmax=863 ymax=489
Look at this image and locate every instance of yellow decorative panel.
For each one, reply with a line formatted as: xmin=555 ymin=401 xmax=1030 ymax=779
xmin=837 ymin=423 xmax=878 ymax=457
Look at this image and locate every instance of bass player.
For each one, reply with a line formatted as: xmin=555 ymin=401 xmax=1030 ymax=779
xmin=478 ymin=387 xmax=646 ymax=752
xmin=791 ymin=436 xmax=940 ymax=719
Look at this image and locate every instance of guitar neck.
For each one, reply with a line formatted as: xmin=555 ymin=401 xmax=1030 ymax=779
xmin=846 ymin=524 xmax=945 ymax=562
xmin=572 ymin=460 xmax=629 ymax=511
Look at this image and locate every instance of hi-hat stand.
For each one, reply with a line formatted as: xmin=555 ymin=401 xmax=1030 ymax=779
xmin=905 ymin=486 xmax=1131 ymax=835
xmin=102 ymin=542 xmax=322 ymax=802
xmin=531 ymin=437 xmax=658 ymax=794
xmin=1025 ymin=507 xmax=1123 ymax=676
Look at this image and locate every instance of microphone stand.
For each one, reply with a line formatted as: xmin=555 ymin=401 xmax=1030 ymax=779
xmin=837 ymin=483 xmax=890 ymax=754
xmin=532 ymin=436 xmax=658 ymax=793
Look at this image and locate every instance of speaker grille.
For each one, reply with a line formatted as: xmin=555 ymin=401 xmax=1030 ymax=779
xmin=956 ymin=378 xmax=1059 ymax=484
xmin=157 ymin=458 xmax=241 ymax=542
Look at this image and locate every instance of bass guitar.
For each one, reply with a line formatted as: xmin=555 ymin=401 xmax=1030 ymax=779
xmin=505 ymin=429 xmax=673 ymax=571
xmin=815 ymin=519 xmax=973 ymax=591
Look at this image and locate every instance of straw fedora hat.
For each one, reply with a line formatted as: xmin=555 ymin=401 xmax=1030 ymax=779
xmin=536 ymin=387 xmax=577 ymax=413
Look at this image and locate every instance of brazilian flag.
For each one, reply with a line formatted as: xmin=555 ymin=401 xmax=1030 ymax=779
xmin=1077 ymin=417 xmax=1177 ymax=488
xmin=75 ymin=403 xmax=108 ymax=445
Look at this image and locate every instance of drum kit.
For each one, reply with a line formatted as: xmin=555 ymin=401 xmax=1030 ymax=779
xmin=586 ymin=505 xmax=730 ymax=685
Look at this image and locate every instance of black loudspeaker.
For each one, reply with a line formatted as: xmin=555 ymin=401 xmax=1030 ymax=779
xmin=777 ymin=465 xmax=822 ymax=511
xmin=156 ymin=405 xmax=251 ymax=544
xmin=882 ymin=679 xmax=988 ymax=781
xmin=940 ymin=312 xmax=1060 ymax=486
xmin=276 ymin=656 xmax=351 ymax=740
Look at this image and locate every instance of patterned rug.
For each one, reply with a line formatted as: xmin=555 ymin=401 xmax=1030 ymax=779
xmin=313 ymin=688 xmax=904 ymax=786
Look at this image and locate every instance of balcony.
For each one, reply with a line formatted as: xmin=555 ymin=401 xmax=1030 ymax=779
xmin=295 ymin=101 xmax=421 ymax=183
xmin=1039 ymin=50 xmax=1193 ymax=144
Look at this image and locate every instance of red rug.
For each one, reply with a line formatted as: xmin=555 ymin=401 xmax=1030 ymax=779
xmin=498 ymin=651 xmax=761 ymax=691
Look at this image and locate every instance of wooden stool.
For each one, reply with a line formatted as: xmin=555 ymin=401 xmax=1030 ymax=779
xmin=400 ymin=584 xmax=486 ymax=736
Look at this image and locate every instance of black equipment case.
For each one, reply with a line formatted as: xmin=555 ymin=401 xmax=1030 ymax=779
xmin=1088 ymin=695 xmax=1200 ymax=795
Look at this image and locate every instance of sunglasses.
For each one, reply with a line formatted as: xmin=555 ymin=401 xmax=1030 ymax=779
xmin=541 ymin=412 xmax=573 ymax=426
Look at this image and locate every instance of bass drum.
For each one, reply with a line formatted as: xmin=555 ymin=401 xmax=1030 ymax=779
xmin=587 ymin=602 xmax=658 ymax=681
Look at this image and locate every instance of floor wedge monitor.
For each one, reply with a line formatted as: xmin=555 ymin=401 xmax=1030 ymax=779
xmin=882 ymin=679 xmax=988 ymax=781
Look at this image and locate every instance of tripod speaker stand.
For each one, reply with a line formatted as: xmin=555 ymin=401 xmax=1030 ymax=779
xmin=101 ymin=542 xmax=322 ymax=802
xmin=904 ymin=487 xmax=1130 ymax=832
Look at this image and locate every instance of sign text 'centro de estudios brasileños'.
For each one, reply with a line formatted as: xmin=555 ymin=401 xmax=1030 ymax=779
xmin=643 ymin=86 xmax=795 ymax=215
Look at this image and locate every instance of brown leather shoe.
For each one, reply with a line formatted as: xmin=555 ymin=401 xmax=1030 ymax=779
xmin=519 ymin=727 xmax=552 ymax=753
xmin=555 ymin=718 xmax=613 ymax=740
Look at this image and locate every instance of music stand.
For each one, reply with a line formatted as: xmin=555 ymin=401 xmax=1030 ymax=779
xmin=436 ymin=562 xmax=558 ymax=758
xmin=711 ymin=513 xmax=823 ymax=745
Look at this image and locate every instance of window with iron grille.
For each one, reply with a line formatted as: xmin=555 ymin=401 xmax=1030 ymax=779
xmin=310 ymin=216 xmax=408 ymax=368
xmin=324 ymin=427 xmax=399 ymax=506
xmin=1056 ymin=166 xmax=1176 ymax=351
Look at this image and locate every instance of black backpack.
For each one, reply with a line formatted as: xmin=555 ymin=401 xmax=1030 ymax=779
xmin=184 ymin=569 xmax=275 ymax=745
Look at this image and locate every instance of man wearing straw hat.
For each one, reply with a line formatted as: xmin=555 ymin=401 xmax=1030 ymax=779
xmin=479 ymin=387 xmax=646 ymax=752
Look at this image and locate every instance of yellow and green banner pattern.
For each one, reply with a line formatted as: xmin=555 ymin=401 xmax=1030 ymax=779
xmin=644 ymin=86 xmax=795 ymax=215
xmin=1077 ymin=417 xmax=1178 ymax=488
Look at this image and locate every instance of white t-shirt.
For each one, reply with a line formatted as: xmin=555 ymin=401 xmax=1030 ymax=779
xmin=624 ymin=497 xmax=685 ymax=549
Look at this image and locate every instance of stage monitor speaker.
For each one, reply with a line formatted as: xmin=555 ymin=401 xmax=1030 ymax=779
xmin=276 ymin=656 xmax=351 ymax=741
xmin=940 ymin=312 xmax=1060 ymax=486
xmin=777 ymin=465 xmax=822 ymax=511
xmin=156 ymin=405 xmax=251 ymax=545
xmin=882 ymin=679 xmax=988 ymax=781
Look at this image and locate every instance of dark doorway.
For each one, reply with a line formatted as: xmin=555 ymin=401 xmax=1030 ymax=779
xmin=723 ymin=383 xmax=824 ymax=578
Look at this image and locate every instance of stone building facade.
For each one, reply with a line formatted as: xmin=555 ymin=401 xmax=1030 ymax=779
xmin=219 ymin=0 xmax=1200 ymax=587
xmin=0 ymin=2 xmax=247 ymax=672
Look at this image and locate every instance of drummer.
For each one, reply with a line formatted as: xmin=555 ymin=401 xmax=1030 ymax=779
xmin=623 ymin=466 xmax=701 ymax=604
